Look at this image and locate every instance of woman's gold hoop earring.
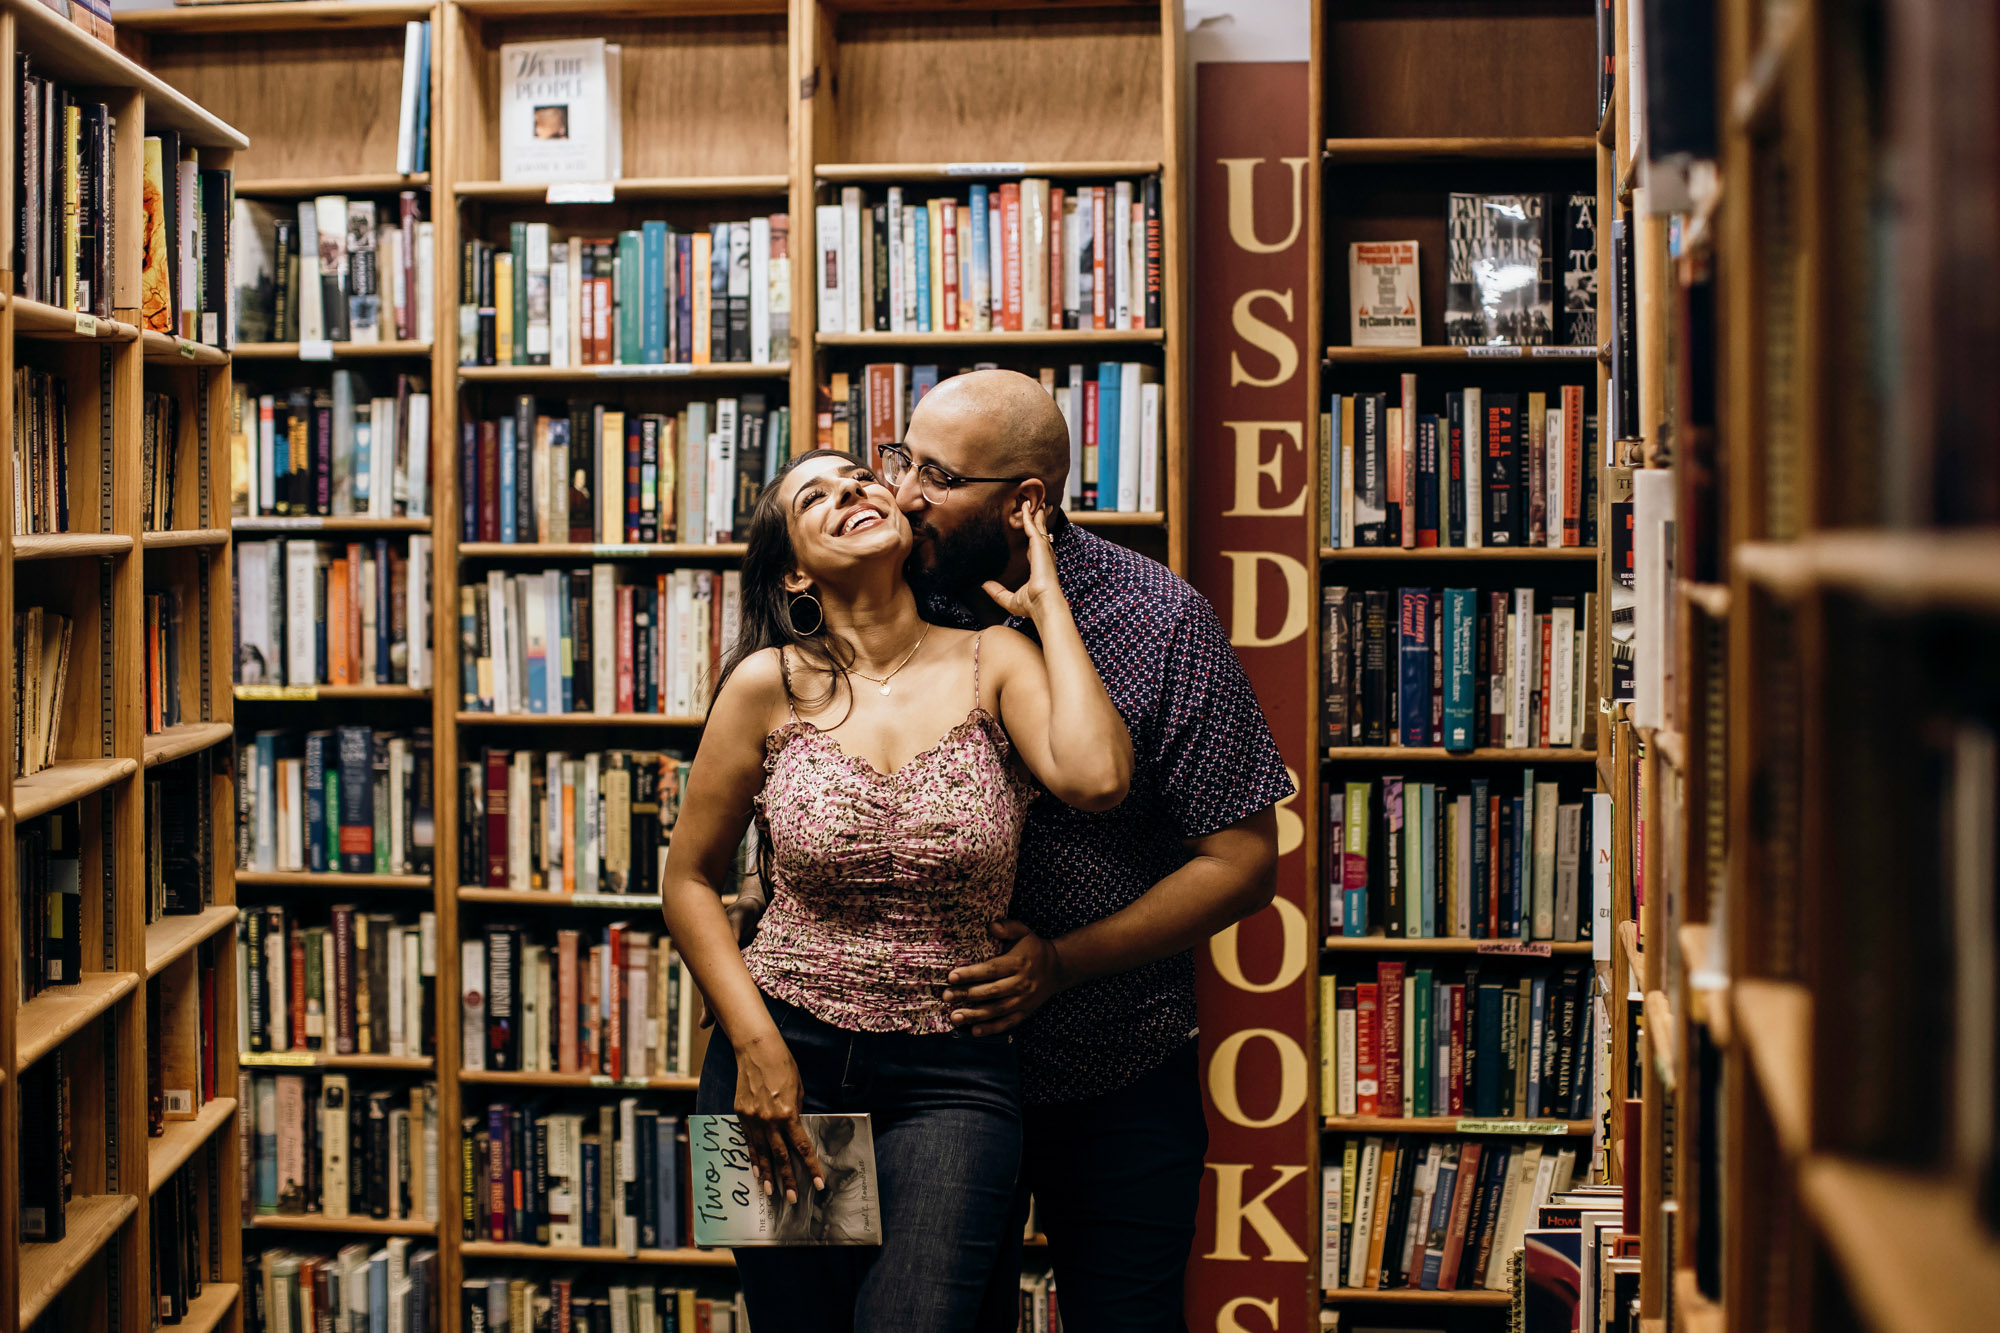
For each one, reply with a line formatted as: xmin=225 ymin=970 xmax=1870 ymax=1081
xmin=787 ymin=593 xmax=825 ymax=636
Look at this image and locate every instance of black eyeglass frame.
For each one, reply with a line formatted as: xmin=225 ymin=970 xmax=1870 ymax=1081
xmin=877 ymin=442 xmax=1029 ymax=497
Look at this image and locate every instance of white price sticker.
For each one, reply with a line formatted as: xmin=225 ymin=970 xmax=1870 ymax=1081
xmin=547 ymin=182 xmax=617 ymax=204
xmin=600 ymin=364 xmax=691 ymax=377
xmin=74 ymin=313 xmax=98 ymax=337
xmin=300 ymin=339 xmax=335 ymax=362
xmin=178 ymin=340 xmax=199 ymax=359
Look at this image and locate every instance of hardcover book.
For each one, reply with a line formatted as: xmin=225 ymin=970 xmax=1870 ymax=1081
xmin=688 ymin=1114 xmax=881 ymax=1247
xmin=1446 ymin=193 xmax=1554 ymax=347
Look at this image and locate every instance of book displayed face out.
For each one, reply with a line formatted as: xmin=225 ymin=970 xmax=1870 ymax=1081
xmin=689 ymin=1114 xmax=881 ymax=1247
xmin=499 ymin=39 xmax=623 ymax=184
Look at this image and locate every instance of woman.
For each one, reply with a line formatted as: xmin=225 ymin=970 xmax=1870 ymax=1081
xmin=660 ymin=449 xmax=1131 ymax=1331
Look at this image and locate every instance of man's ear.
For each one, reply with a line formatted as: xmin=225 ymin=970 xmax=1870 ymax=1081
xmin=1009 ymin=478 xmax=1049 ymax=527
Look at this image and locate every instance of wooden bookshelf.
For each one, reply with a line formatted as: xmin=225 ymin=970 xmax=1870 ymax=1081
xmin=0 ymin=15 xmax=246 ymax=1329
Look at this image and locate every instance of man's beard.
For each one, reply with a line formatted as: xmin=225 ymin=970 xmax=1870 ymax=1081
xmin=905 ymin=504 xmax=1011 ymax=601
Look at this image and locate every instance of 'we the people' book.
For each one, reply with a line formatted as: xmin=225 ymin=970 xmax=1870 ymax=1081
xmin=689 ymin=1113 xmax=881 ymax=1247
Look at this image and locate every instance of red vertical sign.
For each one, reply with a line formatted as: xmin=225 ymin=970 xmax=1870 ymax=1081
xmin=1185 ymin=60 xmax=1317 ymax=1333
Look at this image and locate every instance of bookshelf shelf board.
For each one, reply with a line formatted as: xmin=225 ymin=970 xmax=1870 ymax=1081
xmin=247 ymin=1215 xmax=439 ymax=1236
xmin=1733 ymin=977 xmax=1812 ymax=1158
xmin=1320 ymin=546 xmax=1598 ymax=561
xmin=1321 ymin=934 xmax=1593 ymax=955
xmin=457 ymin=1241 xmax=735 ymax=1267
xmin=142 ymin=528 xmax=231 ymax=551
xmin=233 ymin=684 xmax=430 ymax=701
xmin=119 ymin=1 xmax=436 ymax=33
xmin=817 ymin=330 xmax=1164 ymax=348
xmin=140 ymin=331 xmax=229 ymax=365
xmin=145 ymin=905 xmax=238 ymax=978
xmin=239 ymin=1052 xmax=434 ymax=1072
xmin=1321 ymin=747 xmax=1597 ymax=763
xmin=11 ymin=532 xmax=134 ymax=561
xmin=17 ymin=972 xmax=140 ymax=1073
xmin=1798 ymin=1158 xmax=2000 ymax=1333
xmin=459 ymin=1069 xmax=698 ymax=1091
xmin=234 ymin=341 xmax=434 ymax=361
xmin=15 ymin=756 xmax=140 ymax=821
xmin=1071 ymin=510 xmax=1166 ymax=527
xmin=235 ymin=174 xmax=431 ymax=199
xmin=456 ymin=176 xmax=791 ymax=201
xmin=1643 ymin=990 xmax=1678 ymax=1090
xmin=1618 ymin=919 xmax=1642 ymax=984
xmin=459 ymin=363 xmax=790 ymax=383
xmin=1323 ymin=136 xmax=1596 ymax=162
xmin=233 ymin=515 xmax=434 ymax=534
xmin=454 ymin=0 xmax=784 ymax=16
xmin=1736 ymin=532 xmax=2000 ymax=611
xmin=458 ymin=887 xmax=664 ymax=910
xmin=236 ymin=869 xmax=433 ymax=891
xmin=1322 ymin=1287 xmax=1508 ymax=1305
xmin=149 ymin=1096 xmax=240 ymax=1194
xmin=1322 ymin=345 xmax=1602 ymax=364
xmin=175 ymin=1284 xmax=243 ymax=1333
xmin=814 ymin=160 xmax=1163 ymax=183
xmin=5 ymin=0 xmax=245 ymax=145
xmin=1321 ymin=1115 xmax=1592 ymax=1136
xmin=18 ymin=1192 xmax=141 ymax=1326
xmin=9 ymin=297 xmax=137 ymax=341
xmin=457 ymin=542 xmax=748 ymax=560
xmin=457 ymin=712 xmax=707 ymax=728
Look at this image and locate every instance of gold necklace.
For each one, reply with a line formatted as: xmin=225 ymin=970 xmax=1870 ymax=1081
xmin=848 ymin=622 xmax=933 ymax=696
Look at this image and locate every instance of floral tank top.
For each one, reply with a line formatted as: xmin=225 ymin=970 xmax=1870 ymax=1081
xmin=742 ymin=634 xmax=1032 ymax=1034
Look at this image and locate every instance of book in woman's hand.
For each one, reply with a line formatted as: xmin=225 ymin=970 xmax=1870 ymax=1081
xmin=689 ymin=1113 xmax=881 ymax=1247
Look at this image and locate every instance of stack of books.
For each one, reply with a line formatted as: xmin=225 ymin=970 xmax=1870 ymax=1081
xmin=239 ymin=904 xmax=438 ymax=1060
xmin=231 ymin=373 xmax=434 ymax=519
xmin=234 ymin=192 xmax=436 ymax=346
xmin=233 ymin=538 xmax=435 ymax=690
xmin=458 ymin=1277 xmax=747 ymax=1333
xmin=145 ymin=939 xmax=222 ymax=1132
xmin=19 ymin=1049 xmax=71 ymax=1242
xmin=245 ymin=1245 xmax=441 ymax=1333
xmin=14 ymin=366 xmax=70 ymax=535
xmin=144 ymin=752 xmax=215 ymax=922
xmin=18 ymin=804 xmax=82 ymax=1000
xmin=460 ymin=747 xmax=691 ymax=898
xmin=459 ymin=1100 xmax=693 ymax=1252
xmin=242 ymin=1075 xmax=440 ymax=1222
xmin=13 ymin=606 xmax=73 ymax=777
xmin=237 ymin=728 xmax=437 ymax=878
xmin=139 ymin=131 xmax=233 ymax=345
xmin=150 ymin=1159 xmax=209 ymax=1325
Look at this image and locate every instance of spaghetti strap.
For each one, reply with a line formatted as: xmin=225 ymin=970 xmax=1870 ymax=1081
xmin=970 ymin=631 xmax=984 ymax=708
xmin=777 ymin=646 xmax=801 ymax=722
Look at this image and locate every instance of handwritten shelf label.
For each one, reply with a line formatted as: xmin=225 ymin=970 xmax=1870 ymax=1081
xmin=178 ymin=339 xmax=199 ymax=359
xmin=1532 ymin=345 xmax=1600 ymax=359
xmin=1457 ymin=1118 xmax=1574 ymax=1136
xmin=299 ymin=339 xmax=335 ymax=362
xmin=235 ymin=685 xmax=319 ymax=701
xmin=944 ymin=162 xmax=1026 ymax=177
xmin=74 ymin=314 xmax=98 ymax=337
xmin=1475 ymin=940 xmax=1554 ymax=957
xmin=547 ymin=182 xmax=616 ymax=204
xmin=1466 ymin=345 xmax=1524 ymax=358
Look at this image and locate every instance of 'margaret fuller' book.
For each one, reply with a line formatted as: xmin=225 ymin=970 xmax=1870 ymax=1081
xmin=498 ymin=38 xmax=623 ymax=184
xmin=688 ymin=1113 xmax=881 ymax=1247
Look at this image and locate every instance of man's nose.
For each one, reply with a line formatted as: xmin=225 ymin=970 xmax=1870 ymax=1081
xmin=893 ymin=473 xmax=927 ymax=513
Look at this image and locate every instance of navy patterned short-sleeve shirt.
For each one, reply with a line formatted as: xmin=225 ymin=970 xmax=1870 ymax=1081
xmin=925 ymin=517 xmax=1295 ymax=1104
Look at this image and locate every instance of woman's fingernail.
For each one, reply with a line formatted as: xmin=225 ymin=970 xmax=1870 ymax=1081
xmin=786 ymin=1189 xmax=798 ymax=1204
xmin=814 ymin=1176 xmax=825 ymax=1190
xmin=764 ymin=1179 xmax=774 ymax=1196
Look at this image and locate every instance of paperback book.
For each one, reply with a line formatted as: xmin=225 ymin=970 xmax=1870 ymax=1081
xmin=689 ymin=1114 xmax=882 ymax=1246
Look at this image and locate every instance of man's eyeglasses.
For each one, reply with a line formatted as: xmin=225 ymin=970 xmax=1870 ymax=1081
xmin=878 ymin=443 xmax=1027 ymax=505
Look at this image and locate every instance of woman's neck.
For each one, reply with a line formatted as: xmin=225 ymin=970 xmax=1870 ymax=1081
xmin=816 ymin=572 xmax=925 ymax=673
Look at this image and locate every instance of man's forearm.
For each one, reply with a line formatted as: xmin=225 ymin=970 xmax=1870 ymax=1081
xmin=1052 ymin=813 xmax=1278 ymax=988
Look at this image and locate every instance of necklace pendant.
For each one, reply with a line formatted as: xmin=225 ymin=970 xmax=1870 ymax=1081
xmin=878 ymin=682 xmax=893 ymax=696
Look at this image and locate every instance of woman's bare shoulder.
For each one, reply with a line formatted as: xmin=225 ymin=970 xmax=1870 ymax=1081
xmin=712 ymin=646 xmax=792 ymax=730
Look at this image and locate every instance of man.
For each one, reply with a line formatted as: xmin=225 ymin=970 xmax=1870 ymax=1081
xmin=888 ymin=369 xmax=1292 ymax=1329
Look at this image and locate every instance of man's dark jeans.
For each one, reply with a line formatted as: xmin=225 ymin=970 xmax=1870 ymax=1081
xmin=977 ymin=1039 xmax=1209 ymax=1331
xmin=697 ymin=994 xmax=1023 ymax=1332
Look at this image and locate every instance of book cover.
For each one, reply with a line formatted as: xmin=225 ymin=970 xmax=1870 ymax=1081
xmin=688 ymin=1114 xmax=881 ymax=1246
xmin=1348 ymin=240 xmax=1420 ymax=346
xmin=498 ymin=40 xmax=621 ymax=184
xmin=1563 ymin=193 xmax=1598 ymax=348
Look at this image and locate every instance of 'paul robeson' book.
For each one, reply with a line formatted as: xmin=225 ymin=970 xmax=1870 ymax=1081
xmin=498 ymin=39 xmax=622 ymax=184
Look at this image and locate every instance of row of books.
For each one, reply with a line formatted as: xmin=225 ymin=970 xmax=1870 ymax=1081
xmin=814 ymin=177 xmax=1164 ymax=334
xmin=461 ymin=1101 xmax=692 ymax=1252
xmin=231 ymin=374 xmax=435 ymax=519
xmin=142 ymin=390 xmax=183 ymax=532
xmin=236 ymin=194 xmax=436 ymax=347
xmin=144 ymin=587 xmax=190 ymax=736
xmin=1318 ymin=963 xmax=1596 ymax=1119
xmin=18 ymin=805 xmax=81 ymax=1002
xmin=18 ymin=1048 xmax=70 ymax=1242
xmin=459 ymin=395 xmax=786 ymax=547
xmin=460 ymin=217 xmax=790 ymax=368
xmin=243 ymin=1073 xmax=440 ymax=1222
xmin=1320 ymin=1135 xmax=1582 ymax=1292
xmin=461 ymin=1278 xmax=746 ymax=1333
xmin=1327 ymin=778 xmax=1603 ymax=942
xmin=13 ymin=606 xmax=72 ymax=778
xmin=143 ymin=134 xmax=231 ymax=345
xmin=151 ymin=1160 xmax=209 ymax=1327
xmin=1322 ymin=383 xmax=1599 ymax=550
xmin=460 ymin=567 xmax=738 ymax=719
xmin=829 ymin=361 xmax=1164 ymax=514
xmin=17 ymin=63 xmax=116 ymax=318
xmin=246 ymin=1242 xmax=441 ymax=1333
xmin=236 ymin=728 xmax=438 ymax=877
xmin=239 ymin=906 xmax=438 ymax=1059
xmin=462 ymin=748 xmax=690 ymax=898
xmin=1321 ymin=586 xmax=1597 ymax=752
xmin=234 ymin=537 xmax=436 ymax=689
xmin=144 ymin=754 xmax=214 ymax=924
xmin=146 ymin=942 xmax=221 ymax=1135
xmin=462 ymin=923 xmax=700 ymax=1081
xmin=14 ymin=366 xmax=69 ymax=535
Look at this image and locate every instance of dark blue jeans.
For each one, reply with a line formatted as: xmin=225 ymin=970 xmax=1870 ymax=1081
xmin=697 ymin=994 xmax=1023 ymax=1333
xmin=976 ymin=1039 xmax=1209 ymax=1332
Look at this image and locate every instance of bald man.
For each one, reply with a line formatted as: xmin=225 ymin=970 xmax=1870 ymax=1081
xmin=886 ymin=370 xmax=1293 ymax=1330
